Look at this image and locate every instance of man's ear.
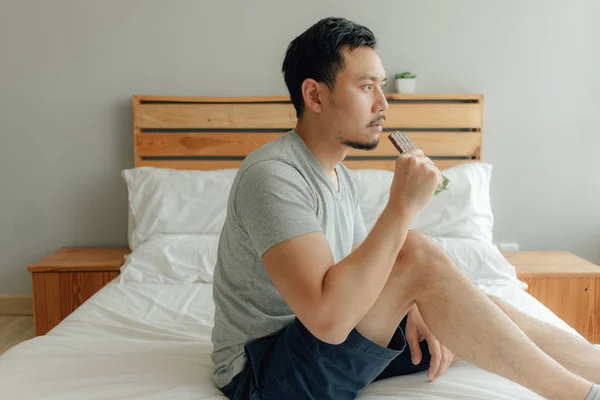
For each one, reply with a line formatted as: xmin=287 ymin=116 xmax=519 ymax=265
xmin=301 ymin=78 xmax=323 ymax=114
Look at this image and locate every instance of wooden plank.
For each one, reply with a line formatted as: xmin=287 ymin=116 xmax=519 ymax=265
xmin=0 ymin=294 xmax=33 ymax=316
xmin=134 ymin=94 xmax=483 ymax=103
xmin=133 ymin=96 xmax=142 ymax=166
xmin=135 ymin=131 xmax=481 ymax=158
xmin=506 ymin=251 xmax=600 ymax=278
xmin=78 ymin=272 xmax=103 ymax=307
xmin=28 ymin=247 xmax=130 ymax=272
xmin=595 ymin=278 xmax=599 ymax=344
xmin=60 ymin=272 xmax=119 ymax=317
xmin=45 ymin=272 xmax=62 ymax=334
xmin=479 ymin=96 xmax=485 ymax=160
xmin=521 ymin=276 xmax=596 ymax=342
xmin=135 ymin=158 xmax=474 ymax=171
xmin=31 ymin=273 xmax=48 ymax=336
xmin=386 ymin=93 xmax=483 ymax=102
xmin=104 ymin=271 xmax=119 ymax=284
xmin=136 ymin=103 xmax=297 ymax=130
xmin=132 ymin=94 xmax=484 ymax=171
xmin=136 ymin=159 xmax=243 ymax=170
xmin=134 ymin=95 xmax=292 ymax=103
xmin=60 ymin=272 xmax=76 ymax=317
xmin=384 ymin=103 xmax=482 ymax=129
xmin=136 ymin=132 xmax=283 ymax=157
xmin=31 ymin=272 xmax=62 ymax=336
xmin=136 ymin=102 xmax=482 ymax=130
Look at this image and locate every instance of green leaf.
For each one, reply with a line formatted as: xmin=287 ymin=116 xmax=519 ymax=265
xmin=395 ymin=72 xmax=416 ymax=79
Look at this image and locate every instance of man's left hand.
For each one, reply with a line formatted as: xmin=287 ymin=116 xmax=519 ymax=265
xmin=405 ymin=304 xmax=455 ymax=382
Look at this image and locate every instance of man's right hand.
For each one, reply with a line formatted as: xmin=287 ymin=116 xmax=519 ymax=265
xmin=388 ymin=148 xmax=443 ymax=217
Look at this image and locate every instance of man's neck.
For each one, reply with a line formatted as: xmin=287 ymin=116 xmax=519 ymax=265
xmin=294 ymin=119 xmax=348 ymax=176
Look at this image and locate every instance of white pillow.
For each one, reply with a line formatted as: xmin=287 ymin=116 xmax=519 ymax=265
xmin=119 ymin=234 xmax=219 ymax=284
xmin=122 ymin=167 xmax=238 ymax=249
xmin=427 ymin=236 xmax=526 ymax=288
xmin=350 ymin=162 xmax=494 ymax=242
xmin=122 ymin=162 xmax=493 ymax=250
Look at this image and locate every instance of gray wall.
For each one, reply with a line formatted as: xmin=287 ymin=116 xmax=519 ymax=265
xmin=1 ymin=0 xmax=599 ymax=294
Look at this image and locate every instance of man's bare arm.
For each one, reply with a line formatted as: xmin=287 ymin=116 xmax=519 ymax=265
xmin=262 ymin=205 xmax=412 ymax=344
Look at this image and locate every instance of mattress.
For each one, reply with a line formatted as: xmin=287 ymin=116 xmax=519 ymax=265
xmin=0 ymin=279 xmax=590 ymax=399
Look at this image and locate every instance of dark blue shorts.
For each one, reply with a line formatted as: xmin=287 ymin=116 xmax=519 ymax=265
xmin=220 ymin=315 xmax=431 ymax=399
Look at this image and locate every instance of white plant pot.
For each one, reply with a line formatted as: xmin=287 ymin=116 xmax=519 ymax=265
xmin=395 ymin=78 xmax=416 ymax=94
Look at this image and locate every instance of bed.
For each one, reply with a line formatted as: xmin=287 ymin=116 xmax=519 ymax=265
xmin=0 ymin=94 xmax=593 ymax=399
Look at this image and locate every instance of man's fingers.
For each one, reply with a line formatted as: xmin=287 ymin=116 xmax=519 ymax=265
xmin=445 ymin=348 xmax=455 ymax=370
xmin=407 ymin=330 xmax=422 ymax=365
xmin=432 ymin=346 xmax=454 ymax=381
xmin=425 ymin=158 xmax=443 ymax=186
xmin=427 ymin=339 xmax=441 ymax=381
xmin=404 ymin=148 xmax=424 ymax=158
xmin=433 ymin=349 xmax=447 ymax=381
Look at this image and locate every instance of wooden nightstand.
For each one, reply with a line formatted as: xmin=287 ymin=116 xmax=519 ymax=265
xmin=504 ymin=251 xmax=600 ymax=343
xmin=28 ymin=247 xmax=130 ymax=336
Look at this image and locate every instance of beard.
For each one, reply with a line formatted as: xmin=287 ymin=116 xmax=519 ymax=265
xmin=327 ymin=94 xmax=383 ymax=151
xmin=340 ymin=136 xmax=379 ymax=150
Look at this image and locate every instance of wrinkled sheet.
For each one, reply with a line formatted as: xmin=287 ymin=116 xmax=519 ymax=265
xmin=0 ymin=279 xmax=593 ymax=399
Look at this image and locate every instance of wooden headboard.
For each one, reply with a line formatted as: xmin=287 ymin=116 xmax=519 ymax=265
xmin=132 ymin=94 xmax=483 ymax=171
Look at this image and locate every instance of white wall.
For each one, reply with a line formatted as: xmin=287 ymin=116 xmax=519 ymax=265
xmin=1 ymin=0 xmax=599 ymax=293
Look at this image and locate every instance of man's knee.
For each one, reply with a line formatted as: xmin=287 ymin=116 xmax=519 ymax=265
xmin=392 ymin=231 xmax=448 ymax=280
xmin=397 ymin=231 xmax=447 ymax=264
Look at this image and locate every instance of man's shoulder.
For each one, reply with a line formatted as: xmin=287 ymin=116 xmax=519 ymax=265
xmin=237 ymin=158 xmax=302 ymax=190
xmin=237 ymin=134 xmax=306 ymax=185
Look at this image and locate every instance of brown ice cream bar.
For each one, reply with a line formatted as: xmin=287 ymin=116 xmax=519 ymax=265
xmin=388 ymin=131 xmax=416 ymax=154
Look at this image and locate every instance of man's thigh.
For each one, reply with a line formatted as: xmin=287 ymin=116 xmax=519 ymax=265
xmin=222 ymin=316 xmax=430 ymax=400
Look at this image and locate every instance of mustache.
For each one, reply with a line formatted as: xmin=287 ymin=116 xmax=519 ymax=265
xmin=367 ymin=115 xmax=386 ymax=127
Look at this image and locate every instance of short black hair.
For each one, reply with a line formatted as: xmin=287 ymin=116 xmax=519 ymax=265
xmin=282 ymin=17 xmax=377 ymax=119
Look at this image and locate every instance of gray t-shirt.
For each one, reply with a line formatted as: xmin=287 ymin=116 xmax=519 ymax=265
xmin=210 ymin=130 xmax=368 ymax=388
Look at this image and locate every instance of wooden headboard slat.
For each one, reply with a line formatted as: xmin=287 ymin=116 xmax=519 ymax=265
xmin=135 ymin=131 xmax=481 ymax=158
xmin=134 ymin=158 xmax=474 ymax=171
xmin=132 ymin=94 xmax=483 ymax=171
xmin=136 ymin=103 xmax=297 ymax=130
xmin=135 ymin=102 xmax=481 ymax=130
xmin=135 ymin=93 xmax=483 ymax=102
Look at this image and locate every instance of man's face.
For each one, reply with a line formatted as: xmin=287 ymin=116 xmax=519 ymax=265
xmin=321 ymin=46 xmax=388 ymax=150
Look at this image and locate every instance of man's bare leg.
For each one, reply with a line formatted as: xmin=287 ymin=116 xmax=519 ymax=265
xmin=490 ymin=295 xmax=600 ymax=384
xmin=355 ymin=231 xmax=593 ymax=400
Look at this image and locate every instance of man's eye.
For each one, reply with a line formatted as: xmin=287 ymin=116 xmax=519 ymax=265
xmin=363 ymin=84 xmax=373 ymax=91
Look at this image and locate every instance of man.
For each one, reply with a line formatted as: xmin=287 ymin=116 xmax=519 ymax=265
xmin=211 ymin=16 xmax=600 ymax=400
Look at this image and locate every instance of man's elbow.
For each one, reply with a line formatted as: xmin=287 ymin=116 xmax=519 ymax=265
xmin=301 ymin=313 xmax=353 ymax=345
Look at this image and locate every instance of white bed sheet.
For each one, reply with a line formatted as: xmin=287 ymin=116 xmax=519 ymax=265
xmin=0 ymin=278 xmax=593 ymax=400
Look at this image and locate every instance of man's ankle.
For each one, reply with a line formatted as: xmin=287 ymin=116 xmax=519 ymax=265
xmin=586 ymin=383 xmax=599 ymax=400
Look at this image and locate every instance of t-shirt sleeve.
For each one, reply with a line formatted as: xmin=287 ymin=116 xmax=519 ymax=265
xmin=353 ymin=202 xmax=368 ymax=246
xmin=234 ymin=160 xmax=323 ymax=258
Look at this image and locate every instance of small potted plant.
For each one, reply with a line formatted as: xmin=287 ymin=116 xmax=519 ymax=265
xmin=395 ymin=72 xmax=417 ymax=94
